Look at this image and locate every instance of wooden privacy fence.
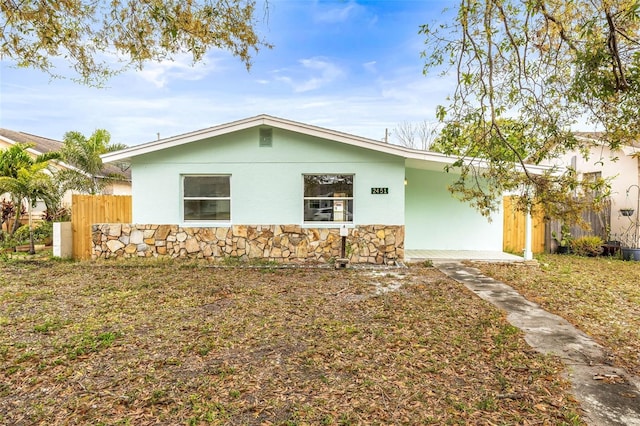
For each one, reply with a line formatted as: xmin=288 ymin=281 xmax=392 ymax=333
xmin=547 ymin=199 xmax=611 ymax=246
xmin=503 ymin=196 xmax=545 ymax=254
xmin=72 ymin=194 xmax=132 ymax=260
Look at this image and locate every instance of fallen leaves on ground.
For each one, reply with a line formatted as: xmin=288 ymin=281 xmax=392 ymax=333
xmin=0 ymin=260 xmax=583 ymax=425
xmin=475 ymin=254 xmax=640 ymax=377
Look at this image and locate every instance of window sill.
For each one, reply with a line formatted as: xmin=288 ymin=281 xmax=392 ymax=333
xmin=181 ymin=221 xmax=232 ymax=227
xmin=302 ymin=222 xmax=354 ymax=228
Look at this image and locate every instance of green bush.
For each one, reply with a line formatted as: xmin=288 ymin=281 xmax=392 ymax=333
xmin=33 ymin=221 xmax=53 ymax=243
xmin=0 ymin=230 xmax=17 ymax=250
xmin=570 ymin=236 xmax=604 ymax=257
xmin=2 ymin=222 xmax=54 ymax=249
xmin=12 ymin=225 xmax=31 ymax=245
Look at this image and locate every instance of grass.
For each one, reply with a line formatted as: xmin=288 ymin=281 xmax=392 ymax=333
xmin=0 ymin=259 xmax=583 ymax=425
xmin=475 ymin=253 xmax=640 ymax=377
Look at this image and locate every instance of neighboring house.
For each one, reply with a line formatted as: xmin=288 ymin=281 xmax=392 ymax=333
xmin=99 ymin=115 xmax=537 ymax=264
xmin=556 ymin=134 xmax=640 ymax=244
xmin=0 ymin=128 xmax=132 ymax=219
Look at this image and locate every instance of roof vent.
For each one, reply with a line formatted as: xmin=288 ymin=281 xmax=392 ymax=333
xmin=259 ymin=128 xmax=273 ymax=147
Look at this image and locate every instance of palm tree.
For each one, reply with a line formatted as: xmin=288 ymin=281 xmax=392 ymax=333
xmin=58 ymin=129 xmax=127 ymax=194
xmin=0 ymin=157 xmax=57 ymax=254
xmin=0 ymin=143 xmax=59 ymax=235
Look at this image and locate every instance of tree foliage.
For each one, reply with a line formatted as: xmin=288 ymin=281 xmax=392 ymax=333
xmin=0 ymin=143 xmax=60 ymax=232
xmin=421 ymin=0 xmax=640 ymax=222
xmin=59 ymin=129 xmax=127 ymax=195
xmin=1 ymin=0 xmax=270 ymax=85
xmin=0 ymin=198 xmax=16 ymax=235
xmin=0 ymin=144 xmax=59 ymax=252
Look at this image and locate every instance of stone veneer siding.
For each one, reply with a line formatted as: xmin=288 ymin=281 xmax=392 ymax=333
xmin=92 ymin=224 xmax=404 ymax=264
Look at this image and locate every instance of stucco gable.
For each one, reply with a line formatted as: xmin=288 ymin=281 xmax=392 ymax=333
xmin=102 ymin=115 xmax=457 ymax=168
xmin=103 ymin=114 xmax=553 ymax=176
xmin=132 ymin=126 xmax=404 ymax=166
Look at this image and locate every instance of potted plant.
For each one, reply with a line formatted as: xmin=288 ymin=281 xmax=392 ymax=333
xmin=552 ymin=224 xmax=572 ymax=254
xmin=619 ymin=185 xmax=640 ymax=260
xmin=619 ymin=232 xmax=640 ymax=261
xmin=615 ymin=225 xmax=640 ymax=260
xmin=621 ymin=245 xmax=640 ymax=261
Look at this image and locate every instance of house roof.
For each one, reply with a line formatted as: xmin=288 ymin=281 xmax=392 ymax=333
xmin=574 ymin=132 xmax=640 ymax=156
xmin=101 ymin=114 xmax=552 ymax=174
xmin=0 ymin=128 xmax=64 ymax=155
xmin=0 ymin=128 xmax=131 ymax=180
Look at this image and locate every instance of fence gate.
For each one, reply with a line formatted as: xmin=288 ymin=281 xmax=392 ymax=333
xmin=503 ymin=196 xmax=545 ymax=255
xmin=72 ymin=194 xmax=132 ymax=260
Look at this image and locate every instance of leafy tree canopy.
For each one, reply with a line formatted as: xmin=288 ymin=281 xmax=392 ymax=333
xmin=1 ymin=0 xmax=270 ymax=85
xmin=59 ymin=129 xmax=127 ymax=195
xmin=0 ymin=143 xmax=59 ymax=241
xmin=0 ymin=143 xmax=60 ymax=181
xmin=421 ymin=0 xmax=639 ymax=223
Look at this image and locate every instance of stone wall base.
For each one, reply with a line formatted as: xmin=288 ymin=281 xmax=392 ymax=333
xmin=92 ymin=224 xmax=404 ymax=264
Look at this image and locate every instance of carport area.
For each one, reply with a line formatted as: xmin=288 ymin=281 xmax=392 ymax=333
xmin=404 ymin=249 xmax=525 ymax=263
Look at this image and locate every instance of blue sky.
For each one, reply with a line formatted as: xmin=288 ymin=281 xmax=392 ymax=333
xmin=0 ymin=0 xmax=454 ymax=147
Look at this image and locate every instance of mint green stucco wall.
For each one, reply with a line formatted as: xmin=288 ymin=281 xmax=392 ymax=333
xmin=403 ymin=167 xmax=503 ymax=250
xmin=131 ymin=127 xmax=405 ymax=226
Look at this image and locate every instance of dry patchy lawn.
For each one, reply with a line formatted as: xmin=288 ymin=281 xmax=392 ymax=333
xmin=476 ymin=254 xmax=640 ymax=377
xmin=0 ymin=260 xmax=582 ymax=425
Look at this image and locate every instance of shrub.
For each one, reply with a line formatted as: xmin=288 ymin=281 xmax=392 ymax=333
xmin=1 ymin=199 xmax=16 ymax=228
xmin=33 ymin=221 xmax=53 ymax=244
xmin=570 ymin=236 xmax=604 ymax=257
xmin=44 ymin=206 xmax=70 ymax=222
xmin=12 ymin=225 xmax=31 ymax=245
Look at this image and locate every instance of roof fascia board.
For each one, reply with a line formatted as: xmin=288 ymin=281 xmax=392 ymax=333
xmin=101 ymin=114 xmax=457 ymax=165
xmin=575 ymin=134 xmax=639 ymax=156
xmin=101 ymin=116 xmax=268 ymax=163
xmin=100 ymin=114 xmax=555 ymax=174
xmin=406 ymin=149 xmax=556 ymax=175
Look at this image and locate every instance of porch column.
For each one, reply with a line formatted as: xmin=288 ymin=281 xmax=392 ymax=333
xmin=523 ymin=208 xmax=533 ymax=260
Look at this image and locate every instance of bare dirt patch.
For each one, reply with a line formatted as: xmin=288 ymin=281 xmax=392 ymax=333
xmin=0 ymin=260 xmax=583 ymax=425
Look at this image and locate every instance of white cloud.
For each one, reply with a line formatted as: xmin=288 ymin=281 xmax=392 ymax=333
xmin=275 ymin=57 xmax=345 ymax=92
xmin=0 ymin=59 xmax=451 ymax=146
xmin=314 ymin=1 xmax=360 ymax=23
xmin=0 ymin=1 xmax=456 ymax=148
xmin=135 ymin=53 xmax=221 ymax=88
xmin=363 ymin=61 xmax=377 ymax=73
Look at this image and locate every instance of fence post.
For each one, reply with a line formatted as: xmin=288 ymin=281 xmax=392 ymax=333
xmin=524 ymin=209 xmax=533 ymax=260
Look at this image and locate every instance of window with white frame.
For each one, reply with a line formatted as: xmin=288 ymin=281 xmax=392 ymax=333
xmin=303 ymin=174 xmax=353 ymax=222
xmin=183 ymin=175 xmax=231 ymax=221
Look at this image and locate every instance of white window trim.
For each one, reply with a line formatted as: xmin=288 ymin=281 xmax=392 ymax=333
xmin=182 ymin=174 xmax=232 ymax=224
xmin=302 ymin=174 xmax=354 ymax=225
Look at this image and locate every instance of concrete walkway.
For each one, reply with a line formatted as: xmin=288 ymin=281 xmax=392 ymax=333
xmin=436 ymin=261 xmax=640 ymax=426
xmin=405 ymin=249 xmax=524 ymax=262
